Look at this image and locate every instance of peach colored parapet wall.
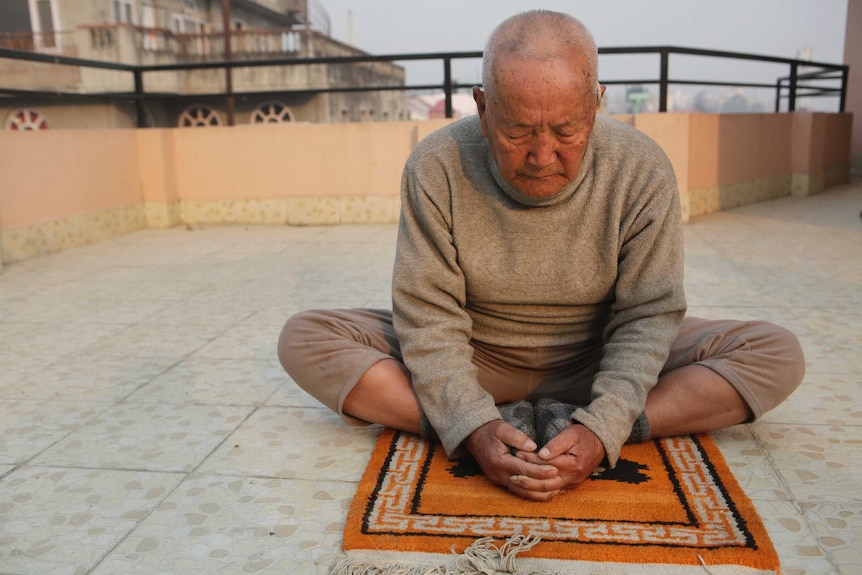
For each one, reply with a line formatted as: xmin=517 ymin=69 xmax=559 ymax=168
xmin=0 ymin=113 xmax=852 ymax=266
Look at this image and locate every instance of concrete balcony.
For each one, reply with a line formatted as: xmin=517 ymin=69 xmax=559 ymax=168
xmin=0 ymin=25 xmax=403 ymax=96
xmin=0 ymin=116 xmax=860 ymax=573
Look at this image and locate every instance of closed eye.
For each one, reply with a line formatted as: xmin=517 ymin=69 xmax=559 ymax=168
xmin=503 ymin=130 xmax=530 ymax=141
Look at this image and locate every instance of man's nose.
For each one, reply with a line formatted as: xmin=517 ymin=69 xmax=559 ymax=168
xmin=527 ymin=133 xmax=556 ymax=169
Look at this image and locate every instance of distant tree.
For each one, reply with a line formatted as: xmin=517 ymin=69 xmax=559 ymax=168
xmin=721 ymin=93 xmax=750 ymax=113
xmin=749 ymin=101 xmax=768 ymax=113
xmin=694 ymin=92 xmax=719 ymax=113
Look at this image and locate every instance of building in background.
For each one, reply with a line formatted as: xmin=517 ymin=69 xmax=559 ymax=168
xmin=404 ymin=92 xmax=477 ymax=121
xmin=0 ymin=0 xmax=406 ymax=129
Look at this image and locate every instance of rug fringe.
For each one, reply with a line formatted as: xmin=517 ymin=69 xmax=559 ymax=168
xmin=330 ymin=534 xmax=549 ymax=575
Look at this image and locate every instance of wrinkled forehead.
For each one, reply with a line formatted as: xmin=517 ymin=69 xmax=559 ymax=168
xmin=488 ymin=55 xmax=597 ymax=107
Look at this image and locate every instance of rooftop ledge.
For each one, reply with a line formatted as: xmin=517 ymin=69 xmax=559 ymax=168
xmin=0 ymin=111 xmax=853 ymax=268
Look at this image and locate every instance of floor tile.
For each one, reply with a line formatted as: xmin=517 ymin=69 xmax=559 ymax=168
xmin=794 ymin=308 xmax=862 ymax=337
xmin=712 ymin=426 xmax=790 ymax=500
xmin=761 ymin=373 xmax=862 ymax=426
xmin=0 ymin=276 xmax=48 ymax=300
xmin=84 ymin=322 xmax=230 ymax=358
xmin=31 ymin=403 xmax=253 ymax=472
xmin=196 ymin=407 xmax=381 ymax=482
xmin=136 ymin=300 xmax=254 ymax=328
xmin=0 ymin=258 xmax=95 ymax=289
xmin=265 ymin=377 xmax=326 ymax=409
xmin=90 ymin=474 xmax=356 ymax=575
xmin=1 ymin=322 xmax=128 ymax=358
xmin=682 ymin=281 xmax=773 ymax=308
xmin=0 ymin=400 xmax=106 ymax=465
xmin=800 ymin=501 xmax=862 ymax=575
xmin=0 ymin=294 xmax=162 ymax=325
xmin=0 ymin=353 xmax=51 ymax=388
xmin=796 ymin=334 xmax=858 ymax=374
xmin=0 ymin=323 xmax=24 ymax=348
xmin=126 ymin=359 xmax=285 ymax=406
xmin=833 ymin=334 xmax=862 ymax=373
xmin=752 ymin=499 xmax=840 ymax=575
xmin=191 ymin=322 xmax=284 ymax=361
xmin=682 ymin=253 xmax=749 ymax=284
xmin=0 ymin=355 xmax=178 ymax=402
xmin=752 ymin=423 xmax=862 ymax=503
xmin=0 ymin=466 xmax=184 ymax=575
xmin=684 ymin=306 xmax=812 ymax=338
xmin=746 ymin=276 xmax=862 ymax=309
xmin=32 ymin=278 xmax=203 ymax=306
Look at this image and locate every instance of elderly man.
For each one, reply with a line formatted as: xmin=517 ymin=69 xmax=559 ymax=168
xmin=278 ymin=10 xmax=804 ymax=501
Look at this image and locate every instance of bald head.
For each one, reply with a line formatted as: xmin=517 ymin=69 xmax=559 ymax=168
xmin=482 ymin=10 xmax=598 ymax=99
xmin=473 ymin=11 xmax=603 ymax=198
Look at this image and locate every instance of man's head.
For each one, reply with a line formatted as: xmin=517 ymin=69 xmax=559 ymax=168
xmin=473 ymin=11 xmax=605 ymax=198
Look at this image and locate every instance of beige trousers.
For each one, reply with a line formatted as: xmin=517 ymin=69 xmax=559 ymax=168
xmin=277 ymin=308 xmax=805 ymax=427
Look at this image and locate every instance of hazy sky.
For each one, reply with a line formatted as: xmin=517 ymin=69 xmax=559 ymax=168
xmin=317 ymin=0 xmax=849 ymax=102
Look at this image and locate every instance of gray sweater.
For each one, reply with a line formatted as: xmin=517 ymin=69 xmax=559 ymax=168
xmin=392 ymin=114 xmax=686 ymax=466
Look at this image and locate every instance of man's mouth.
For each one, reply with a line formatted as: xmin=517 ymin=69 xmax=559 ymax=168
xmin=518 ymin=173 xmax=560 ymax=181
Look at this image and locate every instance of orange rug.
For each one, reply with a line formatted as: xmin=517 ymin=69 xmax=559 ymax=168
xmin=335 ymin=428 xmax=780 ymax=574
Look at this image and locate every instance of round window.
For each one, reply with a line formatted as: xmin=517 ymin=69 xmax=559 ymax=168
xmin=178 ymin=105 xmax=222 ymax=127
xmin=250 ymin=101 xmax=294 ymax=124
xmin=5 ymin=108 xmax=49 ymax=131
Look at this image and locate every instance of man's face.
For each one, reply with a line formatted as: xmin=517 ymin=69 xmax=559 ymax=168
xmin=475 ymin=56 xmax=601 ymax=198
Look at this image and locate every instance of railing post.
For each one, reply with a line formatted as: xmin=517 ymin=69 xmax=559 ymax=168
xmin=133 ymin=68 xmax=146 ymax=128
xmin=774 ymin=78 xmax=782 ymax=112
xmin=659 ymin=49 xmax=669 ymax=112
xmin=840 ymin=65 xmax=849 ymax=112
xmin=444 ymin=57 xmax=453 ymax=119
xmin=221 ymin=0 xmax=235 ymax=126
xmin=788 ymin=62 xmax=798 ymax=112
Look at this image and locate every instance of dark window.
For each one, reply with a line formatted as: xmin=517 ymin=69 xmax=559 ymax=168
xmin=36 ymin=0 xmax=55 ymax=46
xmin=0 ymin=0 xmax=33 ymax=34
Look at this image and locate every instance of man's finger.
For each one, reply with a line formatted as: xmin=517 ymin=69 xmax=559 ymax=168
xmin=507 ymin=477 xmax=562 ymax=502
xmin=537 ymin=432 xmax=574 ymax=460
xmin=516 ymin=450 xmax=548 ymax=465
xmin=510 ymin=473 xmax=566 ymax=495
xmin=494 ymin=421 xmax=537 ymax=453
xmin=506 ymin=455 xmax=558 ymax=480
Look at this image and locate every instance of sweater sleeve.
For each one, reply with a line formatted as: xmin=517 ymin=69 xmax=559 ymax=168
xmin=391 ymin=147 xmax=502 ymax=457
xmin=571 ymin=146 xmax=686 ymax=467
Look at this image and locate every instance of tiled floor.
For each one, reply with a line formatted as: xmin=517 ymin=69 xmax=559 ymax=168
xmin=1 ymin=181 xmax=860 ymax=575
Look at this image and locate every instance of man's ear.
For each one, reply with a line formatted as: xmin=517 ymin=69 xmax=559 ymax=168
xmin=597 ymin=84 xmax=606 ymax=104
xmin=473 ymin=86 xmax=486 ymax=118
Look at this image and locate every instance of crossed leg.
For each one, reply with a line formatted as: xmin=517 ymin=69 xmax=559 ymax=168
xmin=279 ymin=310 xmax=805 ymax=448
xmin=340 ymin=358 xmax=757 ymax=441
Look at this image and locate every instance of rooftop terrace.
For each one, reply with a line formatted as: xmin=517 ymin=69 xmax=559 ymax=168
xmin=0 ymin=180 xmax=861 ymax=574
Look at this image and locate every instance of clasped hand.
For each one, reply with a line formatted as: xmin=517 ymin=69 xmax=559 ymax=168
xmin=464 ymin=420 xmax=605 ymax=502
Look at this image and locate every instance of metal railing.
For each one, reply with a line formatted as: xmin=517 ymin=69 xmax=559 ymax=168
xmin=0 ymin=44 xmax=849 ymax=127
xmin=0 ymin=29 xmax=77 ymax=52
